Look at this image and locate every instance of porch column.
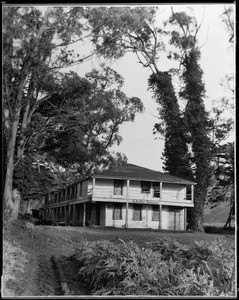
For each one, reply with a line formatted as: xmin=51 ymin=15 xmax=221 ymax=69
xmin=69 ymin=205 xmax=72 ymax=226
xmin=72 ymin=204 xmax=76 ymax=226
xmin=184 ymin=208 xmax=187 ymax=231
xmin=92 ymin=178 xmax=95 ymax=200
xmin=159 ymin=182 xmax=163 ymax=230
xmin=146 ymin=205 xmax=148 ymax=228
xmin=69 ymin=187 xmax=72 ymax=201
xmin=159 ymin=204 xmax=162 ymax=230
xmin=64 ymin=206 xmax=67 ymax=223
xmin=83 ymin=202 xmax=86 ymax=226
xmin=125 ymin=179 xmax=129 ymax=228
xmin=191 ymin=185 xmax=194 ymax=204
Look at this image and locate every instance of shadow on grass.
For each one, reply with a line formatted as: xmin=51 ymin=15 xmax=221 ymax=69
xmin=204 ymin=225 xmax=235 ymax=234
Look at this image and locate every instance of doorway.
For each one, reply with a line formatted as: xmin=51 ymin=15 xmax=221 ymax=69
xmin=95 ymin=202 xmax=101 ymax=225
xmin=168 ymin=207 xmax=182 ymax=230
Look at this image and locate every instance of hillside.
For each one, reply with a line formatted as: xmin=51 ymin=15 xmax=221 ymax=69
xmin=204 ymin=202 xmax=231 ymax=224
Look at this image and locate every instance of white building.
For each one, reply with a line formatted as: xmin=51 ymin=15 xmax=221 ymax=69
xmin=41 ymin=163 xmax=196 ymax=230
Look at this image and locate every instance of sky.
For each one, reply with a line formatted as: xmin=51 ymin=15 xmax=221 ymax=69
xmin=109 ymin=4 xmax=235 ymax=171
xmin=38 ymin=4 xmax=235 ymax=172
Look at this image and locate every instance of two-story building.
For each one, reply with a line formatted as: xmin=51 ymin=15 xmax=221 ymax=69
xmin=41 ymin=163 xmax=196 ymax=230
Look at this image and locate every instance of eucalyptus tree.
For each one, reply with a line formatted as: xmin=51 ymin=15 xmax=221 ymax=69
xmin=37 ymin=67 xmax=143 ymax=178
xmin=2 ymin=6 xmax=143 ymax=222
xmin=221 ymin=5 xmax=234 ymax=43
xmin=3 ymin=6 xmax=94 ymax=221
xmin=167 ymin=10 xmax=214 ymax=231
xmin=87 ymin=6 xmax=193 ymax=177
xmin=205 ymin=5 xmax=235 ymax=227
xmin=206 ymin=142 xmax=234 ymax=228
xmin=87 ymin=6 xmax=214 ymax=230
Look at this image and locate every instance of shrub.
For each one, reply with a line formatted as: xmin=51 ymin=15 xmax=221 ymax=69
xmin=72 ymin=238 xmax=235 ymax=296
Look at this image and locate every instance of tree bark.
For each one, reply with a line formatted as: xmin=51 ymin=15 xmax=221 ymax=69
xmin=4 ymin=118 xmax=20 ymax=223
xmin=187 ymin=186 xmax=205 ymax=232
xmin=4 ymin=75 xmax=28 ymax=224
xmin=224 ymin=187 xmax=235 ymax=228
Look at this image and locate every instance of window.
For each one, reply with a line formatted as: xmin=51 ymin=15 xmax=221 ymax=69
xmin=141 ymin=181 xmax=150 ymax=193
xmin=114 ymin=179 xmax=124 ymax=195
xmin=152 ymin=205 xmax=159 ymax=221
xmin=133 ymin=204 xmax=142 ymax=221
xmin=54 ymin=193 xmax=58 ymax=203
xmin=186 ymin=186 xmax=192 ymax=200
xmin=74 ymin=185 xmax=78 ymax=198
xmin=72 ymin=185 xmax=77 ymax=199
xmin=113 ymin=203 xmax=123 ymax=220
xmin=153 ymin=182 xmax=160 ymax=198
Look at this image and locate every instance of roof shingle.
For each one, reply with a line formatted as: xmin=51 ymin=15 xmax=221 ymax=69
xmin=93 ymin=163 xmax=196 ymax=185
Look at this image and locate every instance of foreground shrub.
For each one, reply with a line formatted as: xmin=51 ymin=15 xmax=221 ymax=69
xmin=72 ymin=238 xmax=235 ymax=296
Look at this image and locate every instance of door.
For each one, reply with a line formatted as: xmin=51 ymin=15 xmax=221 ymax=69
xmin=95 ymin=202 xmax=101 ymax=225
xmin=168 ymin=207 xmax=182 ymax=230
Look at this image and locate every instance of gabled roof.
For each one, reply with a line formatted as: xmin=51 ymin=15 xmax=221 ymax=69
xmin=93 ymin=163 xmax=196 ymax=185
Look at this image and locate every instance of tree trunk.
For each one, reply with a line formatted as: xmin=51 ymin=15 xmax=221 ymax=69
xmin=4 ymin=119 xmax=20 ymax=224
xmin=4 ymin=74 xmax=28 ymax=224
xmin=224 ymin=188 xmax=235 ymax=228
xmin=187 ymin=186 xmax=205 ymax=232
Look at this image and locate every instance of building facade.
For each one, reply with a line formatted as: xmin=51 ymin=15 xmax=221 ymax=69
xmin=41 ymin=164 xmax=196 ymax=230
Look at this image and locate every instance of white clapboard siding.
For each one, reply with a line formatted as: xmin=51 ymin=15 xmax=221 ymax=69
xmin=94 ymin=179 xmax=114 ymax=198
xmin=94 ymin=178 xmax=189 ymax=204
xmin=94 ymin=179 xmax=128 ymax=198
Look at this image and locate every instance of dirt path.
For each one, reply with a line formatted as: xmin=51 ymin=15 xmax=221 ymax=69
xmin=3 ymin=221 xmax=90 ymax=296
xmin=3 ymin=221 xmax=235 ymax=297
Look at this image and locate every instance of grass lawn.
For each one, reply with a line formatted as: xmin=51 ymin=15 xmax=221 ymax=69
xmin=47 ymin=225 xmax=235 ymax=247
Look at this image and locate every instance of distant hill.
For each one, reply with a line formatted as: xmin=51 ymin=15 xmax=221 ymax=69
xmin=204 ymin=202 xmax=230 ymax=224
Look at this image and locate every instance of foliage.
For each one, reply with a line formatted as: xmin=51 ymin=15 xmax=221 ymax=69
xmin=148 ymin=72 xmax=193 ymax=180
xmin=87 ymin=6 xmax=167 ymax=73
xmin=168 ymin=11 xmax=214 ymax=231
xmin=13 ymin=156 xmax=60 ymax=200
xmin=3 ymin=6 xmax=143 ymax=209
xmin=3 ymin=6 xmax=93 ymax=218
xmin=221 ymin=5 xmax=234 ymax=43
xmin=72 ymin=237 xmax=235 ymax=296
xmin=88 ymin=7 xmax=215 ymax=232
xmin=205 ymin=5 xmax=235 ymax=228
xmin=35 ymin=66 xmax=142 ymax=179
xmin=206 ymin=142 xmax=234 ymax=227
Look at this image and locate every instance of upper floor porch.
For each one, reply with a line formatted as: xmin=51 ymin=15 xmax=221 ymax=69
xmin=44 ymin=176 xmax=194 ymax=208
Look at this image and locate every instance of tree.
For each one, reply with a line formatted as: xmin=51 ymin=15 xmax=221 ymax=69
xmin=35 ymin=67 xmax=143 ymax=178
xmin=206 ymin=142 xmax=234 ymax=228
xmin=87 ymin=6 xmax=213 ymax=230
xmin=205 ymin=5 xmax=235 ymax=227
xmin=3 ymin=6 xmax=95 ymax=222
xmin=221 ymin=5 xmax=234 ymax=44
xmin=2 ymin=6 xmax=143 ymax=222
xmin=168 ymin=10 xmax=214 ymax=231
xmin=148 ymin=72 xmax=193 ymax=180
xmin=87 ymin=6 xmax=193 ymax=179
